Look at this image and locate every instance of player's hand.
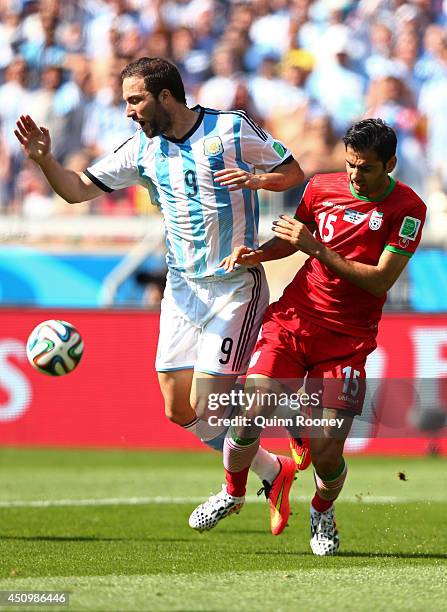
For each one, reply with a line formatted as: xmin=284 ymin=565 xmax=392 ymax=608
xmin=14 ymin=115 xmax=52 ymax=164
xmin=272 ymin=214 xmax=320 ymax=256
xmin=214 ymin=168 xmax=261 ymax=191
xmin=219 ymin=245 xmax=261 ymax=272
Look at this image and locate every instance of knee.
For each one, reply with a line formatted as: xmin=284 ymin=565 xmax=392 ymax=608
xmin=158 ymin=372 xmax=196 ymax=425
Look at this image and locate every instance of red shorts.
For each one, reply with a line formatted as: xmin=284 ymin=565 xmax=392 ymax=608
xmin=247 ymin=311 xmax=377 ymax=415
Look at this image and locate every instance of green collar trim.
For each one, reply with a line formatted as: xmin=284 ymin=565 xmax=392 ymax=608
xmin=349 ymin=176 xmax=396 ymax=202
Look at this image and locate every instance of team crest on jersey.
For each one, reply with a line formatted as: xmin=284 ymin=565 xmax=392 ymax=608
xmin=399 ymin=216 xmax=421 ymax=241
xmin=204 ymin=136 xmax=224 ymax=156
xmin=369 ymin=210 xmax=383 ymax=231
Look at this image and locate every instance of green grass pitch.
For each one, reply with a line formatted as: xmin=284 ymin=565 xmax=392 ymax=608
xmin=0 ymin=448 xmax=445 ymax=611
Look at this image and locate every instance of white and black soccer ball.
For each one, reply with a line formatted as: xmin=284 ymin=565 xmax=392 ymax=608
xmin=26 ymin=319 xmax=84 ymax=376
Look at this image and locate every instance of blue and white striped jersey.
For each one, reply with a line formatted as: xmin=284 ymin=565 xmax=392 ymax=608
xmin=85 ymin=105 xmax=293 ymax=278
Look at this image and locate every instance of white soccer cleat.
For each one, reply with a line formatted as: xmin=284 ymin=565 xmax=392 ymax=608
xmin=310 ymin=505 xmax=340 ymax=556
xmin=189 ymin=485 xmax=245 ymax=532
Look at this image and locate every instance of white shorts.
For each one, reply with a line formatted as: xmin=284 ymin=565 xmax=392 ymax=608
xmin=156 ymin=267 xmax=269 ymax=375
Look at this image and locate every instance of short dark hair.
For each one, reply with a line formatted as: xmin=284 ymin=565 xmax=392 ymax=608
xmin=343 ymin=118 xmax=397 ymax=165
xmin=121 ymin=57 xmax=186 ymax=104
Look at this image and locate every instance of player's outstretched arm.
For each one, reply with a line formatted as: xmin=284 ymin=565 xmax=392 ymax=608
xmin=14 ymin=114 xmax=103 ymax=204
xmin=220 ymin=238 xmax=297 ymax=272
xmin=214 ymin=159 xmax=304 ymax=192
xmin=273 ymin=214 xmax=410 ymax=297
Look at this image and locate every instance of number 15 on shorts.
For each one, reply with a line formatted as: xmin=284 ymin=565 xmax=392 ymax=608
xmin=342 ymin=366 xmax=360 ymax=397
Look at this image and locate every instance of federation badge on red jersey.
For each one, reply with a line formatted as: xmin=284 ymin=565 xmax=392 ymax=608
xmin=369 ymin=210 xmax=383 ymax=230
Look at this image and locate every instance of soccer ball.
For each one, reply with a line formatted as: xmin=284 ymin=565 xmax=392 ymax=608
xmin=26 ymin=319 xmax=84 ymax=376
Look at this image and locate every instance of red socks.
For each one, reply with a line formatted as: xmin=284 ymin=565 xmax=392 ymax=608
xmin=225 ymin=466 xmax=250 ymax=497
xmin=311 ymin=492 xmax=333 ymax=513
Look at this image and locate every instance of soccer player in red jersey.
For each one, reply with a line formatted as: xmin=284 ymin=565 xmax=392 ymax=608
xmin=189 ymin=118 xmax=426 ymax=554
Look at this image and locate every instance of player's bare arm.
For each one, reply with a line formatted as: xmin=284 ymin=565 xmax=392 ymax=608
xmin=14 ymin=114 xmax=103 ymax=203
xmin=273 ymin=214 xmax=409 ymax=297
xmin=213 ymin=159 xmax=304 ymax=192
xmin=220 ymin=214 xmax=316 ymax=272
xmin=220 ymin=238 xmax=298 ymax=272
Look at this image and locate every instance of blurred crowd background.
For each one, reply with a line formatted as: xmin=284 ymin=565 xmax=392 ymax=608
xmin=0 ymin=0 xmax=446 ymax=237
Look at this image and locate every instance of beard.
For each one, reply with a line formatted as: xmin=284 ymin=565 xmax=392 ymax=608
xmin=143 ymin=104 xmax=172 ymax=138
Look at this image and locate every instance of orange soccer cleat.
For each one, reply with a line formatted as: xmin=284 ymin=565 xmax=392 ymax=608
xmin=258 ymin=456 xmax=297 ymax=536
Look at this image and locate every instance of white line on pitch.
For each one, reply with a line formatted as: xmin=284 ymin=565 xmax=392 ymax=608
xmin=0 ymin=495 xmax=442 ymax=508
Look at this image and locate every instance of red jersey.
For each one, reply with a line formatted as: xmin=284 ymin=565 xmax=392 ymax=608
xmin=271 ymin=172 xmax=426 ymax=338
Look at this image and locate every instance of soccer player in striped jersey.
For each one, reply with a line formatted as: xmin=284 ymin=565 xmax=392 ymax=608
xmin=14 ymin=57 xmax=305 ymax=535
xmin=190 ymin=119 xmax=427 ymax=554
